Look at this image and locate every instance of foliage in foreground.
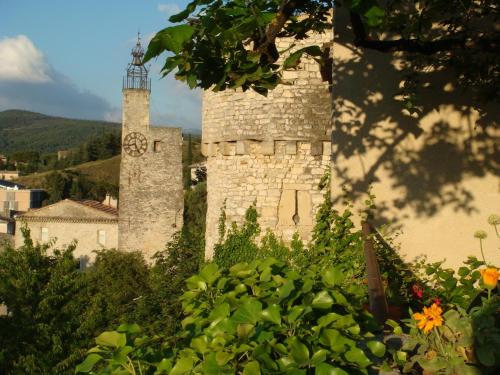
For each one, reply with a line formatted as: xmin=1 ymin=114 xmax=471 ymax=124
xmin=0 ymin=231 xmax=150 ymax=374
xmin=77 ymin=259 xmax=385 ymax=374
xmin=0 ymin=211 xmax=204 ymax=374
xmin=77 ymin=204 xmax=500 ymax=374
xmin=388 ymin=216 xmax=500 ymax=374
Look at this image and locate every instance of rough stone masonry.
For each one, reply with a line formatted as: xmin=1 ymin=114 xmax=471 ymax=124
xmin=119 ymin=89 xmax=183 ymax=259
xmin=202 ymin=31 xmax=333 ymax=258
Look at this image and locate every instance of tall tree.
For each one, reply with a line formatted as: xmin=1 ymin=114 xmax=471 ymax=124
xmin=144 ymin=0 xmax=498 ymax=102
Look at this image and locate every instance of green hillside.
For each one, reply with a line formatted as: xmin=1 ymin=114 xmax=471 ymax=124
xmin=15 ymin=155 xmax=121 ymax=188
xmin=15 ymin=136 xmax=203 ymax=190
xmin=0 ymin=110 xmax=120 ymax=154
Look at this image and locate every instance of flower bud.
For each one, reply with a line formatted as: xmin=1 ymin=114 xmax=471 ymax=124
xmin=474 ymin=230 xmax=487 ymax=240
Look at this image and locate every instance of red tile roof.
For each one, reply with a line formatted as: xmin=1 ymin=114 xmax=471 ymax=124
xmin=72 ymin=200 xmax=118 ymax=216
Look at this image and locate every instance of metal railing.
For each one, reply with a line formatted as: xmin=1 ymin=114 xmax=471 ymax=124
xmin=122 ymin=76 xmax=151 ymax=91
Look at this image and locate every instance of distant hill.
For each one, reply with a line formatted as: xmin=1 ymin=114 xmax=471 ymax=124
xmin=0 ymin=110 xmax=120 ymax=155
xmin=15 ymin=135 xmax=204 ymax=190
xmin=15 ymin=155 xmax=121 ymax=188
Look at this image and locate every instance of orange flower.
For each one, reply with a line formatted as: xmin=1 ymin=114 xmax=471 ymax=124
xmin=481 ymin=268 xmax=499 ymax=289
xmin=413 ymin=303 xmax=443 ymax=334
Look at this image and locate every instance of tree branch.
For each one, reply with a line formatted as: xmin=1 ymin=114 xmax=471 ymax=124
xmin=349 ymin=12 xmax=499 ymax=55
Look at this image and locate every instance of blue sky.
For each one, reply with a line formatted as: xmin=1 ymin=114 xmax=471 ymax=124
xmin=0 ymin=0 xmax=201 ymax=130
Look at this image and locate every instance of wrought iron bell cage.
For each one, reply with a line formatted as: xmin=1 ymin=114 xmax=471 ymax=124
xmin=123 ymin=34 xmax=151 ymax=91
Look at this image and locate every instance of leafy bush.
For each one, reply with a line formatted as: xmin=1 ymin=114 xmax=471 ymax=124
xmin=77 ymin=259 xmax=387 ymax=374
xmin=213 ymin=204 xmax=261 ymax=269
xmin=0 ymin=229 xmax=86 ymax=374
xmin=0 ymin=229 xmax=200 ymax=374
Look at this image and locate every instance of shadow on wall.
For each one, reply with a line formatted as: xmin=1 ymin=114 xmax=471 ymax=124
xmin=331 ymin=12 xmax=499 ymax=228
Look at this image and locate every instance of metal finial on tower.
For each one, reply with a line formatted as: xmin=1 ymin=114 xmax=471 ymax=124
xmin=123 ymin=32 xmax=151 ymax=91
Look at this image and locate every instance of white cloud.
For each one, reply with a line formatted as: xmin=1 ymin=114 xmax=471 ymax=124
xmin=157 ymin=3 xmax=181 ymax=17
xmin=0 ymin=35 xmax=118 ymax=121
xmin=0 ymin=35 xmax=51 ymax=83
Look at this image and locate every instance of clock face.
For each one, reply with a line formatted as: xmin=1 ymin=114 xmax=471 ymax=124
xmin=123 ymin=132 xmax=148 ymax=157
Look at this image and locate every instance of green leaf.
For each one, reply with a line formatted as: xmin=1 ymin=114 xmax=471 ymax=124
xmin=232 ymin=300 xmax=263 ymax=324
xmin=317 ymin=313 xmax=341 ymax=327
xmin=209 ymin=303 xmax=230 ymax=326
xmin=215 ymin=351 xmax=233 ymax=366
xmin=417 ymin=357 xmax=447 ymax=372
xmin=277 ymin=356 xmax=296 ymax=371
xmin=261 ymin=304 xmax=281 ymax=324
xmin=169 ymin=1 xmax=196 ymax=23
xmin=347 ymin=324 xmax=360 ymax=335
xmin=116 ymin=323 xmax=141 ymax=334
xmin=75 ymin=353 xmax=102 ymax=373
xmin=199 ymin=263 xmax=220 ymax=285
xmin=344 ymin=347 xmax=371 ymax=368
xmin=170 ymin=356 xmax=194 ymax=375
xmin=366 ymin=341 xmax=386 ymax=357
xmin=151 ymin=24 xmax=194 ymax=56
xmin=274 ymin=343 xmax=288 ymax=355
xmin=237 ymin=323 xmax=255 ymax=339
xmin=201 ymin=352 xmax=222 ymax=375
xmin=364 ymin=6 xmax=385 ymax=27
xmin=290 ymin=338 xmax=309 ymax=367
xmin=277 ymin=280 xmax=295 ymax=301
xmin=320 ymin=329 xmax=355 ymax=353
xmin=394 ymin=350 xmax=407 ymax=365
xmin=476 ymin=345 xmax=495 ymax=367
xmin=283 ymin=46 xmax=323 ymax=70
xmin=95 ymin=331 xmax=126 ymax=348
xmin=315 ymin=363 xmax=349 ymax=375
xmin=181 ymin=315 xmax=196 ymax=328
xmin=187 ymin=73 xmax=198 ymax=89
xmin=186 ymin=274 xmax=207 ymax=290
xmin=322 ymin=268 xmax=345 ymax=287
xmin=310 ymin=349 xmax=328 ymax=365
xmin=243 ymin=361 xmax=261 ymax=375
xmin=385 ymin=319 xmax=403 ymax=334
xmin=330 ymin=291 xmax=348 ymax=306
xmin=288 ymin=305 xmax=304 ymax=323
xmin=458 ymin=267 xmax=470 ymax=277
xmin=190 ymin=335 xmax=208 ymax=353
xmin=156 ymin=358 xmax=172 ymax=372
xmin=312 ymin=291 xmax=333 ymax=309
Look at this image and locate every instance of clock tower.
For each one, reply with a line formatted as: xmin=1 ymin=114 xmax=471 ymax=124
xmin=118 ymin=34 xmax=183 ymax=258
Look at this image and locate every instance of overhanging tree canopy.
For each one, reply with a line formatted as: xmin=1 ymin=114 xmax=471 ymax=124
xmin=144 ymin=0 xmax=499 ymax=101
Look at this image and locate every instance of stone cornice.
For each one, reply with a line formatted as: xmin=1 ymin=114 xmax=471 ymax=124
xmin=202 ymin=140 xmax=332 ymax=157
xmin=17 ymin=216 xmax=118 ymax=224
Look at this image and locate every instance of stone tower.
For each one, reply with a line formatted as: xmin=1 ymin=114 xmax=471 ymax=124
xmin=202 ymin=32 xmax=332 ymax=257
xmin=118 ymin=35 xmax=183 ymax=259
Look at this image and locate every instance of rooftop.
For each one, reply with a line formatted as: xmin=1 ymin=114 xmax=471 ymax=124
xmin=72 ymin=199 xmax=118 ymax=216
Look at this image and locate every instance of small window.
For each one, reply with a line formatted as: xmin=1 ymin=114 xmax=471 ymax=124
xmin=153 ymin=140 xmax=162 ymax=152
xmin=97 ymin=230 xmax=106 ymax=246
xmin=41 ymin=227 xmax=49 ymax=242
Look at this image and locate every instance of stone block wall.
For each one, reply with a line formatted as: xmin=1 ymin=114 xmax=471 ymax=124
xmin=119 ymin=89 xmax=184 ymax=259
xmin=202 ymin=31 xmax=333 ymax=257
xmin=203 ymin=33 xmax=332 ymax=144
xmin=205 ymin=140 xmax=331 ymax=257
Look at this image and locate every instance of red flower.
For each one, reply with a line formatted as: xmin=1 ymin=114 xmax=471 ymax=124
xmin=412 ymin=284 xmax=423 ymax=299
xmin=432 ymin=297 xmax=441 ymax=306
